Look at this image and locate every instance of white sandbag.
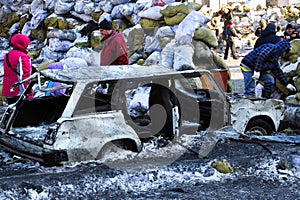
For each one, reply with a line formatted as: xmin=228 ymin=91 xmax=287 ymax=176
xmin=175 ymin=10 xmax=210 ymax=45
xmin=143 ymin=51 xmax=161 ymax=66
xmin=9 ymin=22 xmax=20 ymax=36
xmin=61 ymin=57 xmax=88 ymax=68
xmin=160 ymin=39 xmax=176 ymax=69
xmin=47 ymin=29 xmax=77 ymax=41
xmin=70 ymin=11 xmax=94 ymax=22
xmin=120 ymin=3 xmax=135 ymax=16
xmin=111 ymin=0 xmax=131 ymax=5
xmin=99 ymin=13 xmax=112 ymax=24
xmin=138 ymin=6 xmax=163 ymax=20
xmin=144 ymin=35 xmax=161 ymax=53
xmin=156 ymin=26 xmax=175 ymax=38
xmin=74 ymin=0 xmax=85 ymax=13
xmin=44 ymin=0 xmax=56 ymax=11
xmin=21 ymin=22 xmax=31 ymax=36
xmin=28 ymin=9 xmax=49 ymax=30
xmin=111 ymin=5 xmax=124 ymax=19
xmin=99 ymin=0 xmax=113 ymax=13
xmin=174 ymin=44 xmax=195 ymax=71
xmin=48 ymin=38 xmax=74 ymax=52
xmin=39 ymin=46 xmax=66 ymax=61
xmin=134 ymin=0 xmax=152 ymax=14
xmin=83 ymin=2 xmax=94 ymax=15
xmin=54 ymin=0 xmax=75 ymax=15
xmin=129 ymin=52 xmax=143 ymax=64
xmin=282 ymin=61 xmax=299 ymax=74
xmin=66 ymin=47 xmax=99 ymax=66
xmin=30 ymin=0 xmax=45 ymax=15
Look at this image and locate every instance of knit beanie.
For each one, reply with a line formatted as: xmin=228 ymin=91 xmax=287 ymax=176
xmin=286 ymin=24 xmax=293 ymax=30
xmin=99 ymin=19 xmax=113 ymax=30
xmin=266 ymin=22 xmax=276 ymax=31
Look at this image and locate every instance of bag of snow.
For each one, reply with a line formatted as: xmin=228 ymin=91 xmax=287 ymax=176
xmin=65 ymin=47 xmax=98 ymax=66
xmin=144 ymin=51 xmax=161 ymax=66
xmin=134 ymin=0 xmax=152 ymax=13
xmin=47 ymin=29 xmax=77 ymax=42
xmin=144 ymin=35 xmax=161 ymax=53
xmin=120 ymin=3 xmax=135 ymax=16
xmin=48 ymin=38 xmax=74 ymax=52
xmin=111 ymin=5 xmax=124 ymax=19
xmin=99 ymin=0 xmax=113 ymax=13
xmin=160 ymin=39 xmax=176 ymax=69
xmin=174 ymin=44 xmax=195 ymax=71
xmin=54 ymin=0 xmax=75 ymax=15
xmin=138 ymin=6 xmax=164 ymax=20
xmin=61 ymin=57 xmax=88 ymax=68
xmin=156 ymin=26 xmax=175 ymax=38
xmin=175 ymin=10 xmax=210 ymax=45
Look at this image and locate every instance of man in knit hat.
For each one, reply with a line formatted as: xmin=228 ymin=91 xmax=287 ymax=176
xmin=240 ymin=40 xmax=296 ymax=98
xmin=98 ymin=18 xmax=128 ymax=66
xmin=284 ymin=24 xmax=299 ymax=41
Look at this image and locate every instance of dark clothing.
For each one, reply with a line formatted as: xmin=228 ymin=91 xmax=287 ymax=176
xmin=254 ymin=27 xmax=281 ymax=49
xmin=255 ymin=26 xmax=264 ymax=37
xmin=221 ymin=12 xmax=233 ymax=28
xmin=284 ymin=30 xmax=300 ymax=41
xmin=100 ymin=30 xmax=128 ymax=65
xmin=222 ymin=24 xmax=238 ymax=59
xmin=241 ymin=40 xmax=291 ymax=86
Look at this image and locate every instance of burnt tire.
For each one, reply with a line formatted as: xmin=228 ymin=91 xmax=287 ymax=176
xmin=245 ymin=118 xmax=274 ymax=136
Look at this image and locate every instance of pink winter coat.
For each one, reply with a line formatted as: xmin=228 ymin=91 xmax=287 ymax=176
xmin=3 ymin=34 xmax=32 ymax=97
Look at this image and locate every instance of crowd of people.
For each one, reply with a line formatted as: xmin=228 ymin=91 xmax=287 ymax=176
xmin=208 ymin=7 xmax=300 ymax=99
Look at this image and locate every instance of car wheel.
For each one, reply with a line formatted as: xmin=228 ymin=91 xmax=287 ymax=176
xmin=245 ymin=118 xmax=274 ymax=136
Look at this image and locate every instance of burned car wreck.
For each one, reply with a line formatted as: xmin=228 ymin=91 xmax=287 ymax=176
xmin=0 ymin=65 xmax=285 ymax=165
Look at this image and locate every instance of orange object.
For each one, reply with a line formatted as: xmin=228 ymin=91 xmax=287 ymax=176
xmin=211 ymin=69 xmax=228 ymax=92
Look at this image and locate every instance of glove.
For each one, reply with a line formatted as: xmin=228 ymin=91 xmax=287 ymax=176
xmin=287 ymin=83 xmax=296 ymax=91
xmin=252 ymin=71 xmax=260 ymax=80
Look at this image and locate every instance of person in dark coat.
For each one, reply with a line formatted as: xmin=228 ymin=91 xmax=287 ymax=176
xmin=255 ymin=19 xmax=267 ymax=37
xmin=222 ymin=20 xmax=238 ymax=60
xmin=240 ymin=40 xmax=296 ymax=97
xmin=284 ymin=24 xmax=300 ymax=41
xmin=221 ymin=8 xmax=233 ymax=28
xmin=254 ymin=22 xmax=281 ymax=49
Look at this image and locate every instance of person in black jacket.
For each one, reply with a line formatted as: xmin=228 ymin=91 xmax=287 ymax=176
xmin=254 ymin=22 xmax=281 ymax=49
xmin=222 ymin=20 xmax=238 ymax=60
xmin=255 ymin=19 xmax=267 ymax=37
xmin=284 ymin=24 xmax=300 ymax=41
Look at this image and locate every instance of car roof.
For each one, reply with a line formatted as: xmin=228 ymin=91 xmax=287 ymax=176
xmin=40 ymin=65 xmax=207 ymax=83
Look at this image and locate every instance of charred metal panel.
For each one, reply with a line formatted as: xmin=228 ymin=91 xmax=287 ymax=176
xmin=229 ymin=98 xmax=285 ymax=133
xmin=53 ymin=111 xmax=142 ymax=162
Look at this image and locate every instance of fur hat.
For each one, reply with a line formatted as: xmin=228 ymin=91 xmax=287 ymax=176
xmin=99 ymin=19 xmax=113 ymax=30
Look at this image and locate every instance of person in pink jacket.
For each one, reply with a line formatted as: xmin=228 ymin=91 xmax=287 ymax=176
xmin=3 ymin=34 xmax=32 ymax=104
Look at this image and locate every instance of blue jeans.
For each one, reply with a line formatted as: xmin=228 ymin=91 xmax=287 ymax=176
xmin=241 ymin=70 xmax=274 ymax=97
